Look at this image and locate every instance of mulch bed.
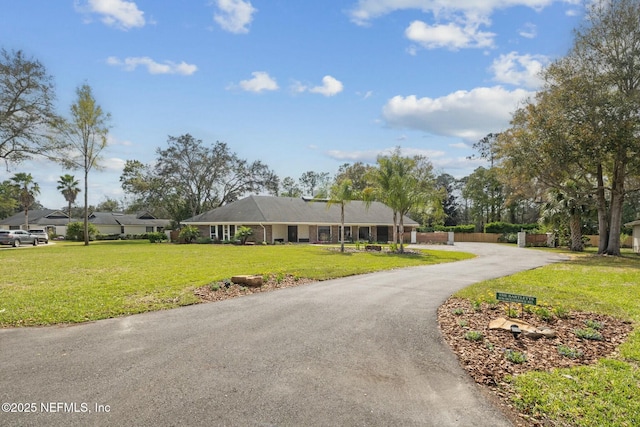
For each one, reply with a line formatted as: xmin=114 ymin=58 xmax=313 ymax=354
xmin=438 ymin=297 xmax=634 ymax=426
xmin=193 ymin=274 xmax=317 ymax=302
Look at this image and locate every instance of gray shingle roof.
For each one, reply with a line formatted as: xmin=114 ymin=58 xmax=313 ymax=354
xmin=183 ymin=195 xmax=419 ymax=226
xmin=0 ymin=209 xmax=71 ymax=226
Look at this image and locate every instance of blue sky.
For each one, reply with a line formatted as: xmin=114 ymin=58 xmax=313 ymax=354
xmin=1 ymin=0 xmax=584 ymax=209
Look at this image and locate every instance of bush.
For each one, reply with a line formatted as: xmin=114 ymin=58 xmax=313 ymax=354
xmin=464 ymin=331 xmax=483 ymax=341
xmin=65 ymin=221 xmax=99 ymax=241
xmin=484 ymin=222 xmax=538 ymax=234
xmin=505 ymin=349 xmax=527 ymax=364
xmin=196 ymin=237 xmax=213 ymax=244
xmin=234 ymin=226 xmax=253 ymax=245
xmin=179 ymin=225 xmax=199 ymax=243
xmin=147 ymin=232 xmax=167 ymax=243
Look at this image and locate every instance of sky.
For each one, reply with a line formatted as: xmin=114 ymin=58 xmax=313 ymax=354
xmin=1 ymin=0 xmax=585 ymax=210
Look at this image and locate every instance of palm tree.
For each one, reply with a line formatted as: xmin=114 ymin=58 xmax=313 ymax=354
xmin=327 ymin=179 xmax=357 ymax=253
xmin=10 ymin=172 xmax=40 ymax=229
xmin=57 ymin=174 xmax=81 ymax=223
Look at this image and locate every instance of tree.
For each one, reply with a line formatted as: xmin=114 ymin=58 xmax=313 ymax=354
xmin=462 ymin=167 xmax=504 ymax=230
xmin=0 ymin=49 xmax=60 ymax=164
xmin=120 ymin=135 xmax=278 ymax=223
xmin=299 ymin=171 xmax=330 ymax=197
xmin=10 ymin=172 xmax=39 ymax=229
xmin=334 ymin=162 xmax=374 ymax=192
xmin=327 ymin=178 xmax=357 ymax=253
xmin=366 ymin=148 xmax=436 ymax=253
xmin=95 ymin=197 xmax=120 ymax=212
xmin=54 ymin=84 xmax=111 ymax=246
xmin=56 ymin=174 xmax=80 ymax=222
xmin=279 ymin=176 xmax=302 ymax=198
xmin=0 ymin=180 xmax=19 ymax=219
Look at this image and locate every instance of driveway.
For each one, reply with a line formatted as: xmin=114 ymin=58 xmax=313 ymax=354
xmin=0 ymin=243 xmax=566 ymax=426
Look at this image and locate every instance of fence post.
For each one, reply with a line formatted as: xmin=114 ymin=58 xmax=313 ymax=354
xmin=517 ymin=231 xmax=527 ymax=248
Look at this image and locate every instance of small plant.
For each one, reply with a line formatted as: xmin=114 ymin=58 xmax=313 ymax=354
xmin=222 ymin=278 xmax=232 ymax=288
xmin=553 ymin=305 xmax=570 ymax=319
xmin=485 ymin=341 xmax=495 ymax=351
xmin=505 ymin=349 xmax=527 ymax=364
xmin=464 ymin=330 xmax=483 ymax=341
xmin=534 ymin=306 xmax=553 ymax=322
xmin=505 ymin=306 xmax=520 ymax=318
xmin=234 ymin=226 xmax=254 ymax=245
xmin=451 ymin=308 xmax=464 ymax=315
xmin=274 ymin=272 xmax=285 ymax=284
xmin=557 ymin=344 xmax=584 ymax=359
xmin=388 ymin=242 xmax=398 ymax=252
xmin=574 ymin=328 xmax=603 ymax=341
xmin=209 ymin=283 xmax=220 ymax=292
xmin=585 ymin=319 xmax=603 ymax=330
xmin=458 ymin=319 xmax=469 ymax=327
xmin=472 ymin=300 xmax=482 ymax=312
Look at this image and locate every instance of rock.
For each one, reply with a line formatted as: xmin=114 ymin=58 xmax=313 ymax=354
xmin=231 ymin=275 xmax=263 ymax=287
xmin=489 ymin=317 xmax=556 ymax=339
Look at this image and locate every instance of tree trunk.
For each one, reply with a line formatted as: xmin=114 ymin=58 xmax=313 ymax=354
xmin=398 ymin=216 xmax=405 ymax=253
xmin=392 ymin=211 xmax=398 ymax=245
xmin=595 ymin=163 xmax=609 ymax=254
xmin=569 ymin=211 xmax=584 ymax=252
xmin=605 ymin=159 xmax=625 ymax=256
xmin=84 ymin=169 xmax=89 ymax=246
xmin=340 ymin=202 xmax=345 ymax=253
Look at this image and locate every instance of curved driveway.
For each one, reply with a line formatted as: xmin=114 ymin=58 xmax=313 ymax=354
xmin=0 ymin=243 xmax=566 ymax=426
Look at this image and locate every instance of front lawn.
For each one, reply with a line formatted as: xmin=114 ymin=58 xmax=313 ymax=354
xmin=453 ymin=251 xmax=640 ymax=427
xmin=0 ymin=240 xmax=472 ymax=326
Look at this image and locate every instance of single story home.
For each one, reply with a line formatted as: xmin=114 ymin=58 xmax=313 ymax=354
xmin=0 ymin=210 xmax=170 ymax=237
xmin=0 ymin=209 xmax=72 ymax=236
xmin=181 ymin=195 xmax=419 ymax=244
xmin=625 ymin=219 xmax=640 ymax=253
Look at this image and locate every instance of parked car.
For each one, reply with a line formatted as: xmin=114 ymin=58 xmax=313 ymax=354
xmin=29 ymin=229 xmax=49 ymax=244
xmin=0 ymin=230 xmax=39 ymax=247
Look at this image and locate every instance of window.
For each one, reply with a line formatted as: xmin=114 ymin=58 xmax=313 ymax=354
xmin=359 ymin=227 xmax=370 ymax=241
xmin=211 ymin=225 xmax=237 ymax=240
xmin=146 ymin=226 xmax=154 ymax=233
xmin=340 ymin=226 xmax=352 ymax=241
xmin=120 ymin=226 xmax=125 ymax=234
xmin=318 ymin=226 xmax=331 ymax=242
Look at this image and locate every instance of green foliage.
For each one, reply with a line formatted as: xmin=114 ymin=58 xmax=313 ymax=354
xmin=534 ymin=306 xmax=553 ymax=322
xmin=451 ymin=308 xmax=464 ymax=315
xmin=458 ymin=319 xmax=469 ymax=327
xmin=234 ymin=226 xmax=253 ymax=245
xmin=179 ymin=225 xmax=199 ymax=243
xmin=505 ymin=349 xmax=527 ymax=364
xmin=584 ymin=319 xmax=603 ymax=330
xmin=65 ymin=221 xmax=98 ymax=241
xmin=484 ymin=222 xmax=538 ymax=234
xmin=464 ymin=330 xmax=483 ymax=341
xmin=574 ymin=328 xmax=603 ymax=341
xmin=553 ymin=305 xmax=570 ymax=319
xmin=557 ymin=344 xmax=583 ymax=359
xmin=147 ymin=232 xmax=167 ymax=243
xmin=209 ymin=283 xmax=220 ymax=292
xmin=195 ymin=237 xmax=213 ymax=244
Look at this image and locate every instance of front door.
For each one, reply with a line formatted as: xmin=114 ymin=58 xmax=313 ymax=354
xmin=376 ymin=226 xmax=389 ymax=243
xmin=287 ymin=226 xmax=298 ymax=243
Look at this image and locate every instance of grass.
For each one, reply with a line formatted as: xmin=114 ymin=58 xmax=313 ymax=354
xmin=455 ymin=250 xmax=640 ymax=427
xmin=0 ymin=240 xmax=473 ymax=326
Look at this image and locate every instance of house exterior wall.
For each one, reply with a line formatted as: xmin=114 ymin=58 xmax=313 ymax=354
xmin=95 ymin=225 xmax=121 ymax=235
xmin=634 ymin=226 xmax=640 ymax=253
xmin=272 ymin=224 xmax=287 ymax=242
xmin=298 ymin=225 xmax=310 ymax=240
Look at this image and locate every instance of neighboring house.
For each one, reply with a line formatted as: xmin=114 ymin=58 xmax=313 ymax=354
xmin=0 ymin=210 xmax=171 ymax=237
xmin=0 ymin=209 xmax=72 ymax=236
xmin=181 ymin=195 xmax=419 ymax=244
xmin=625 ymin=220 xmax=640 ymax=254
xmin=87 ymin=212 xmax=171 ymax=236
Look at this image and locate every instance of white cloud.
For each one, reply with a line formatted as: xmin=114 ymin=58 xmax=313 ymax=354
xmin=213 ymin=0 xmax=256 ymax=34
xmin=449 ymin=142 xmax=470 ymax=149
xmin=326 ymin=147 xmax=445 ymax=164
xmin=107 ymin=56 xmax=198 ymax=75
xmin=103 ymin=157 xmax=127 ymax=172
xmin=519 ymin=22 xmax=537 ymax=38
xmin=490 ymin=52 xmax=549 ymax=88
xmin=382 ymin=86 xmax=533 ymax=142
xmin=292 ymin=76 xmax=344 ymax=97
xmin=76 ymin=0 xmax=146 ymax=30
xmin=237 ymin=71 xmax=279 ymax=93
xmin=348 ymin=0 xmax=567 ymax=26
xmin=310 ymin=76 xmax=344 ymax=97
xmin=405 ymin=20 xmax=495 ymax=50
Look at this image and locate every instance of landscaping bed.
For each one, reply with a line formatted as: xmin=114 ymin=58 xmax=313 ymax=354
xmin=438 ymin=297 xmax=634 ymax=426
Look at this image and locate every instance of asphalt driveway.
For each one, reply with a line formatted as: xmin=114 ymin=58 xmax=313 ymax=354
xmin=0 ymin=243 xmax=566 ymax=426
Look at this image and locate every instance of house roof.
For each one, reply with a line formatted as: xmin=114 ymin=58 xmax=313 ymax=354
xmin=182 ymin=195 xmax=419 ymax=226
xmin=625 ymin=220 xmax=640 ymax=227
xmin=0 ymin=209 xmax=71 ymax=227
xmin=0 ymin=210 xmax=171 ymax=227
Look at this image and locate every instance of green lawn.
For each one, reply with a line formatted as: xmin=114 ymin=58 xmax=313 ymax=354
xmin=0 ymin=240 xmax=472 ymax=326
xmin=455 ymin=250 xmax=640 ymax=427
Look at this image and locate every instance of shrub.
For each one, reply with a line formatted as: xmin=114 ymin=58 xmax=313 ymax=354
xmin=179 ymin=225 xmax=199 ymax=243
xmin=505 ymin=349 xmax=527 ymax=364
xmin=464 ymin=331 xmax=483 ymax=341
xmin=553 ymin=306 xmax=570 ymax=319
xmin=147 ymin=232 xmax=167 ymax=243
xmin=484 ymin=222 xmax=538 ymax=234
xmin=234 ymin=226 xmax=253 ymax=245
xmin=195 ymin=237 xmax=213 ymax=244
xmin=209 ymin=283 xmax=220 ymax=292
xmin=451 ymin=308 xmax=464 ymax=315
xmin=558 ymin=344 xmax=583 ymax=359
xmin=458 ymin=319 xmax=469 ymax=327
xmin=585 ymin=319 xmax=603 ymax=330
xmin=65 ymin=221 xmax=99 ymax=241
xmin=534 ymin=306 xmax=553 ymax=322
xmin=575 ymin=328 xmax=603 ymax=341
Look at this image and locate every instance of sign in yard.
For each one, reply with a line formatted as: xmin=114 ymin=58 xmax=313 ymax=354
xmin=496 ymin=292 xmax=537 ymax=306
